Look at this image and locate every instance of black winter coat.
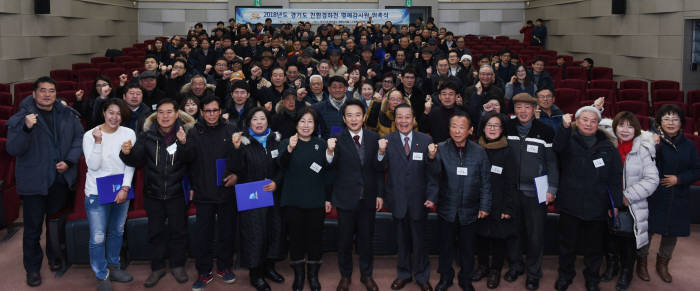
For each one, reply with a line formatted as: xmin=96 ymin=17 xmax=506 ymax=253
xmin=476 ymin=137 xmax=518 ymax=238
xmin=120 ymin=111 xmax=196 ymax=200
xmin=648 ymin=133 xmax=700 ymax=237
xmin=230 ymin=131 xmax=283 ymax=193
xmin=553 ymin=125 xmax=623 ymax=221
xmin=181 ymin=117 xmax=238 ymax=203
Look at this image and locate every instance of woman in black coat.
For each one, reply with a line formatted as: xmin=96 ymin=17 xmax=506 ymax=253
xmin=231 ymin=107 xmax=285 ymax=291
xmin=472 ymin=112 xmax=518 ymax=289
xmin=641 ymin=105 xmax=700 ymax=283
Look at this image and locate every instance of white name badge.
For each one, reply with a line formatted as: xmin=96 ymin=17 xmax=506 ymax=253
xmin=491 ymin=165 xmax=503 ymax=174
xmin=527 ymin=144 xmax=539 ymax=153
xmin=270 ymin=149 xmax=279 ymax=159
xmin=593 ymin=158 xmax=605 ymax=168
xmin=152 ymin=104 xmax=157 ymax=111
xmin=412 ymin=152 xmax=423 ymax=161
xmin=457 ymin=167 xmax=468 ymax=176
xmin=166 ymin=143 xmax=177 ymax=155
xmin=310 ymin=162 xmax=322 ymax=173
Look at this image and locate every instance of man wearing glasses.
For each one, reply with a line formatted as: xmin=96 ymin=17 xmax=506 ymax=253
xmin=534 ymin=88 xmax=565 ymax=133
xmin=462 ymin=65 xmax=504 ymax=125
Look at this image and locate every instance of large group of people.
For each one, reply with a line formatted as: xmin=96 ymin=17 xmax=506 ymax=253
xmin=6 ymin=16 xmax=700 ymax=291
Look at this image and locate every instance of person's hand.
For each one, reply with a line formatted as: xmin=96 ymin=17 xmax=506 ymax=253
xmin=101 ymin=84 xmax=112 ymax=97
xmin=608 ymin=208 xmax=619 ymax=218
xmin=347 ymin=76 xmax=355 ymax=88
xmin=384 ymin=53 xmax=391 ymax=61
xmin=424 ymin=95 xmax=433 ymax=115
xmin=176 ymin=127 xmax=186 ymax=144
xmin=204 ymin=64 xmax=212 ymax=74
xmin=378 ymin=138 xmax=388 ymax=155
xmin=223 ymin=70 xmax=232 ymax=80
xmin=222 ymin=113 xmax=229 ymax=120
xmin=326 ymin=137 xmax=337 ymax=155
xmin=483 ymin=102 xmax=494 ymax=112
xmin=263 ymin=42 xmax=270 ymax=47
xmin=121 ymin=140 xmax=133 ymax=155
xmin=263 ymin=181 xmax=277 ymax=192
xmin=325 ymin=201 xmax=332 ymax=213
xmin=264 ymin=101 xmax=273 ymax=112
xmin=510 ymin=75 xmax=517 ymax=84
xmin=244 ymin=57 xmax=252 ymax=64
xmin=294 ymin=78 xmax=302 ymax=89
xmin=376 ymin=197 xmax=384 ymax=211
xmin=473 ymin=71 xmax=478 ymax=78
xmin=25 ymin=113 xmax=38 ymax=129
xmin=562 ymin=113 xmax=573 ymax=128
xmin=593 ymin=97 xmax=605 ymax=111
xmin=93 ymin=126 xmax=103 ymax=144
xmin=160 ymin=65 xmax=168 ymax=75
xmin=623 ymin=196 xmax=631 ymax=207
xmin=307 ymin=67 xmax=313 ymax=76
xmin=223 ymin=173 xmax=238 ymax=187
xmin=232 ymin=132 xmax=243 ymax=149
xmin=169 ymin=53 xmax=175 ymax=59
xmin=415 ymin=52 xmax=420 ymax=59
xmin=272 ymin=47 xmax=279 ymax=54
xmin=501 ymin=213 xmax=511 ymax=219
xmin=297 ymin=88 xmax=307 ymax=101
xmin=367 ymin=69 xmax=376 ymax=79
xmin=534 ymin=105 xmax=541 ymax=119
xmin=189 ymin=190 xmax=194 ymax=202
xmin=546 ymin=193 xmax=555 ymax=205
xmin=251 ymin=66 xmax=262 ymax=79
xmin=119 ymin=74 xmax=128 ymax=86
xmin=661 ymin=175 xmax=678 ymax=188
xmin=75 ymin=89 xmax=85 ymax=102
xmin=115 ymin=187 xmax=129 ymax=204
xmin=373 ymin=92 xmax=382 ymax=101
xmin=426 ymin=66 xmax=433 ymax=76
xmin=132 ymin=70 xmax=140 ymax=78
xmin=424 ymin=200 xmax=435 ymax=209
xmin=341 ymin=47 xmax=346 ymax=53
xmin=170 ymin=69 xmax=179 ymax=79
xmin=288 ymin=134 xmax=298 ymax=152
xmin=478 ymin=211 xmax=489 ymax=219
xmin=653 ymin=133 xmax=660 ymax=144
xmin=475 ymin=81 xmax=483 ymax=95
xmin=56 ymin=161 xmax=69 ymax=173
xmin=456 ymin=95 xmax=463 ymax=106
xmin=428 ymin=143 xmax=438 ymax=159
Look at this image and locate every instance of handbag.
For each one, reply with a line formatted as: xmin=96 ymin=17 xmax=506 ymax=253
xmin=607 ymin=188 xmax=634 ymax=236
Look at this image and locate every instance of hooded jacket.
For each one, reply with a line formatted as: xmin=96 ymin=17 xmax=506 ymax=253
xmin=364 ymin=97 xmax=416 ymax=137
xmin=7 ymin=97 xmax=84 ymax=195
xmin=119 ymin=110 xmax=196 ymax=200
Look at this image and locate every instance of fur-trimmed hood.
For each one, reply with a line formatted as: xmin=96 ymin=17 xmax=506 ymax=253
xmin=380 ymin=96 xmax=412 ymax=118
xmin=142 ymin=110 xmax=196 ymax=133
xmin=180 ymin=81 xmax=216 ymax=95
xmin=240 ymin=131 xmax=282 ymax=145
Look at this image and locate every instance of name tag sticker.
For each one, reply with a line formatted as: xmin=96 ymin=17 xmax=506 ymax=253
xmin=457 ymin=167 xmax=468 ymax=176
xmin=491 ymin=165 xmax=503 ymax=174
xmin=593 ymin=158 xmax=605 ymax=168
xmin=412 ymin=152 xmax=423 ymax=161
xmin=166 ymin=143 xmax=177 ymax=155
xmin=527 ymin=144 xmax=539 ymax=153
xmin=310 ymin=162 xmax=322 ymax=173
xmin=270 ymin=149 xmax=279 ymax=158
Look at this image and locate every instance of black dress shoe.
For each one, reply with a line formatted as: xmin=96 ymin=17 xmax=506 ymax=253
xmin=26 ymin=272 xmax=41 ymax=287
xmin=264 ymin=261 xmax=284 ymax=283
xmin=504 ymin=269 xmax=523 ymax=282
xmin=471 ymin=265 xmax=488 ymax=282
xmin=416 ymin=282 xmax=433 ymax=291
xmin=525 ymin=277 xmax=539 ymax=290
xmin=486 ymin=269 xmax=501 ymax=289
xmin=585 ymin=281 xmax=601 ymax=291
xmin=434 ymin=278 xmax=452 ymax=291
xmin=252 ymin=277 xmax=271 ymax=291
xmin=554 ymin=277 xmax=571 ymax=291
xmin=49 ymin=259 xmax=62 ymax=272
xmin=391 ymin=278 xmax=412 ymax=290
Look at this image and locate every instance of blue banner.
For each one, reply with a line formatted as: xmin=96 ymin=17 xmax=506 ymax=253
xmin=235 ymin=8 xmax=409 ymax=25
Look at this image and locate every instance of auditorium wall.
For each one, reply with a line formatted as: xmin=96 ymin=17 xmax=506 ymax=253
xmin=0 ymin=0 xmax=138 ymax=85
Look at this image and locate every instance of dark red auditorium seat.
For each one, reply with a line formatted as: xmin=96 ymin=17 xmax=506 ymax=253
xmin=65 ymin=157 xmax=89 ymax=264
xmin=50 ymin=69 xmax=74 ymax=82
xmin=591 ymin=67 xmax=613 ymax=80
xmin=0 ymin=92 xmax=11 ymax=106
xmin=72 ymin=63 xmax=94 ymax=71
xmin=57 ymin=90 xmax=76 ymax=105
xmin=13 ymin=91 xmax=31 ymax=109
xmin=617 ymin=89 xmax=648 ymax=102
xmin=692 ymin=103 xmax=700 ymax=118
xmin=114 ymin=56 xmax=134 ymax=63
xmin=545 ymin=66 xmax=562 ymax=81
xmin=540 ymin=50 xmax=557 ymax=57
xmin=616 ymin=101 xmax=649 ymax=116
xmin=0 ymin=140 xmax=20 ymax=236
xmin=90 ymin=56 xmax=110 ymax=64
xmin=13 ymin=82 xmax=34 ymax=93
xmin=101 ymin=68 xmax=126 ymax=85
xmin=96 ymin=62 xmax=121 ymax=71
xmin=651 ymin=80 xmax=680 ymax=91
xmin=55 ymin=81 xmax=76 ymax=92
xmin=636 ymin=115 xmax=650 ymax=130
xmin=554 ymin=88 xmax=581 ymax=114
xmin=584 ymin=89 xmax=616 ymax=116
xmin=620 ymin=80 xmax=648 ymax=92
xmin=559 ymin=79 xmax=587 ymax=94
xmin=0 ymin=120 xmax=7 ymax=138
xmin=652 ymin=89 xmax=683 ymax=104
xmin=688 ymin=90 xmax=700 ymax=105
xmin=565 ymin=67 xmax=587 ymax=81
xmin=0 ymin=83 xmax=9 ymax=93
xmin=559 ymin=55 xmax=574 ymax=65
xmin=0 ymin=106 xmax=13 ymax=120
xmin=589 ymin=80 xmax=617 ymax=91
xmin=76 ymin=68 xmax=100 ymax=83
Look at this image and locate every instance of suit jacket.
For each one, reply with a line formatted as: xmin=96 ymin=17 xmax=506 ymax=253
xmin=383 ymin=131 xmax=438 ymax=220
xmin=329 ymin=128 xmax=385 ymax=210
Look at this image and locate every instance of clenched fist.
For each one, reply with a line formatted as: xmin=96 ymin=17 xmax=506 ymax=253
xmin=232 ymin=132 xmax=243 ymax=149
xmin=326 ymin=137 xmax=337 ymax=155
xmin=378 ymin=138 xmax=388 ymax=155
xmin=428 ymin=143 xmax=438 ymax=160
xmin=176 ymin=127 xmax=186 ymax=144
xmin=93 ymin=126 xmax=103 ymax=144
xmin=121 ymin=140 xmax=133 ymax=155
xmin=424 ymin=95 xmax=433 ymax=115
xmin=25 ymin=114 xmax=38 ymax=129
xmin=562 ymin=113 xmax=573 ymax=128
xmin=288 ymin=134 xmax=299 ymax=153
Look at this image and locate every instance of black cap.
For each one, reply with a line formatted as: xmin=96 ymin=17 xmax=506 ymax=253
xmin=283 ymin=88 xmax=297 ymax=98
xmin=139 ymin=70 xmax=158 ymax=79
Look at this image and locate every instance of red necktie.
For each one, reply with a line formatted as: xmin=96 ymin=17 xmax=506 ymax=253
xmin=404 ymin=137 xmax=410 ymax=156
xmin=353 ymin=135 xmax=361 ymax=148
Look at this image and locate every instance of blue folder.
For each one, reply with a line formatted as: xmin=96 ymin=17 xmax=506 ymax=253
xmin=182 ymin=175 xmax=191 ymax=205
xmin=235 ymin=179 xmax=274 ymax=211
xmin=331 ymin=126 xmax=343 ymax=136
xmin=96 ymin=174 xmax=135 ymax=205
xmin=216 ymin=158 xmax=227 ymax=186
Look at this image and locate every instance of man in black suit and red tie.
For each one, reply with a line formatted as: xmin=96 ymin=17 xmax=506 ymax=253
xmin=382 ymin=103 xmax=438 ymax=291
xmin=325 ymin=98 xmax=385 ymax=291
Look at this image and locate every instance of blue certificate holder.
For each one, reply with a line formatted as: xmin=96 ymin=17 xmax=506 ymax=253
xmin=96 ymin=174 xmax=135 ymax=205
xmin=216 ymin=158 xmax=227 ymax=186
xmin=235 ymin=179 xmax=274 ymax=211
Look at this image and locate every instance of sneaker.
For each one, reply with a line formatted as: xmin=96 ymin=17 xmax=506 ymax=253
xmin=217 ymin=268 xmax=237 ymax=284
xmin=192 ymin=272 xmax=214 ymax=291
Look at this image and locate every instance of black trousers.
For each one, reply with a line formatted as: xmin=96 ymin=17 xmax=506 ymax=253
xmin=557 ymin=212 xmax=607 ymax=284
xmin=437 ymin=216 xmax=475 ymax=286
xmin=337 ymin=203 xmax=376 ymax=277
xmin=395 ymin=216 xmax=430 ymax=284
xmin=285 ymin=207 xmax=324 ymax=261
xmin=194 ymin=201 xmax=236 ymax=274
xmin=239 ymin=204 xmax=284 ymax=269
xmin=22 ymin=180 xmax=70 ymax=273
xmin=506 ymin=194 xmax=546 ymax=278
xmin=144 ymin=196 xmax=187 ymax=271
xmin=476 ymin=235 xmax=506 ymax=271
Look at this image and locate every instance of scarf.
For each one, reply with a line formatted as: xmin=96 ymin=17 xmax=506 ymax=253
xmin=329 ymin=96 xmax=346 ymax=111
xmin=249 ymin=128 xmax=271 ymax=149
xmin=617 ymin=139 xmax=634 ymax=166
xmin=478 ymin=136 xmax=508 ymax=150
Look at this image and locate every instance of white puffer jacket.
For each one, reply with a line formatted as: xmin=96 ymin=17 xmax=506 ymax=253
xmin=622 ymin=131 xmax=660 ymax=248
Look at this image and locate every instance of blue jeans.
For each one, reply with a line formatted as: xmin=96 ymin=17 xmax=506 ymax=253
xmin=85 ymin=195 xmax=130 ymax=280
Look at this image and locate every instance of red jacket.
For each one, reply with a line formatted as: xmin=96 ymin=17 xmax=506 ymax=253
xmin=520 ymin=25 xmax=534 ymax=44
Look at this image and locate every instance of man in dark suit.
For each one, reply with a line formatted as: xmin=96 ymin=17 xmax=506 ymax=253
xmin=382 ymin=103 xmax=437 ymax=291
xmin=326 ymin=98 xmax=385 ymax=291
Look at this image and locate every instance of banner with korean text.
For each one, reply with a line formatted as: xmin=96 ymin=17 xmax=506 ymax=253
xmin=235 ymin=8 xmax=410 ymax=25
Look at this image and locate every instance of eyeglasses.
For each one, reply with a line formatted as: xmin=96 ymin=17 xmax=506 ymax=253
xmin=538 ymin=95 xmax=554 ymax=99
xmin=661 ymin=118 xmax=680 ymax=124
xmin=203 ymin=109 xmax=220 ymax=114
xmin=485 ymin=123 xmax=501 ymax=129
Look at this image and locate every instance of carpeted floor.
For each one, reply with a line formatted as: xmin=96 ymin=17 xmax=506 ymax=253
xmin=1 ymin=225 xmax=699 ymax=291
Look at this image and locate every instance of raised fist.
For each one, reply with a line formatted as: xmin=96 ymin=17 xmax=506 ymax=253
xmin=232 ymin=132 xmax=242 ymax=149
xmin=562 ymin=113 xmax=573 ymax=128
xmin=75 ymin=89 xmax=85 ymax=102
xmin=288 ymin=134 xmax=299 ymax=152
xmin=428 ymin=143 xmax=438 ymax=159
xmin=25 ymin=114 xmax=38 ymax=129
xmin=176 ymin=127 xmax=186 ymax=144
xmin=121 ymin=140 xmax=133 ymax=155
xmin=378 ymin=138 xmax=388 ymax=155
xmin=327 ymin=137 xmax=337 ymax=155
xmin=92 ymin=126 xmax=103 ymax=144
